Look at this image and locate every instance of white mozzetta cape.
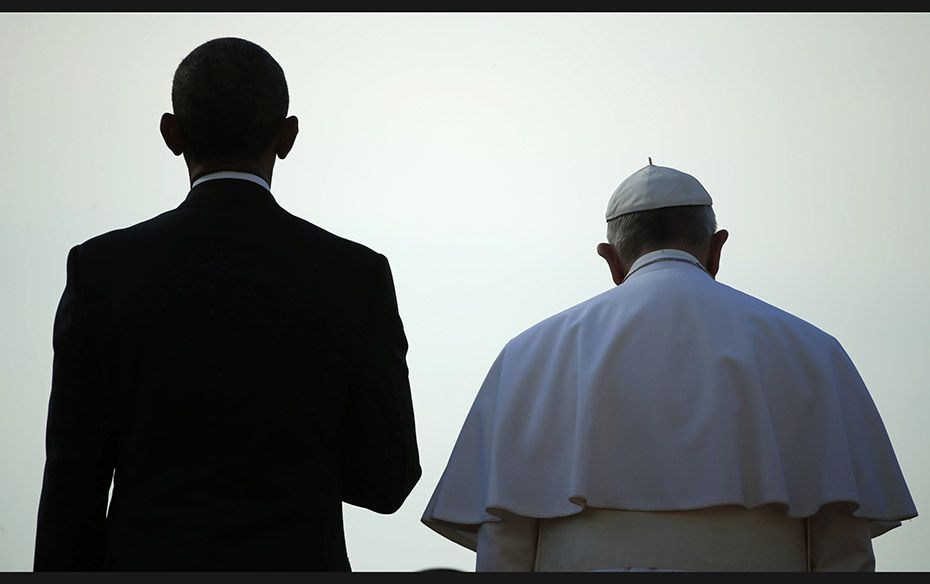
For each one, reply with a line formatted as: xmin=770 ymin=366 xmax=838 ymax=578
xmin=422 ymin=250 xmax=917 ymax=550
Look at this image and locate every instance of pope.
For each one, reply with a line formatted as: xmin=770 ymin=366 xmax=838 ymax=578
xmin=421 ymin=160 xmax=917 ymax=572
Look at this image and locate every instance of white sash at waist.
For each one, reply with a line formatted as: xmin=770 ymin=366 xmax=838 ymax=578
xmin=534 ymin=505 xmax=808 ymax=572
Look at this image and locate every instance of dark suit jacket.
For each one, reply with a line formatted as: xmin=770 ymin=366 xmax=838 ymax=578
xmin=34 ymin=178 xmax=421 ymax=571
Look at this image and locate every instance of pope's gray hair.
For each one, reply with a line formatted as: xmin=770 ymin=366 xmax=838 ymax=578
xmin=607 ymin=205 xmax=717 ymax=265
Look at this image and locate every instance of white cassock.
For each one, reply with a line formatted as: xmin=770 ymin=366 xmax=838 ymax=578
xmin=421 ymin=249 xmax=917 ymax=571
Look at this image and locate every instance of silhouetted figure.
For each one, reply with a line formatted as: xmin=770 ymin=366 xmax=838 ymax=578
xmin=34 ymin=37 xmax=421 ymax=571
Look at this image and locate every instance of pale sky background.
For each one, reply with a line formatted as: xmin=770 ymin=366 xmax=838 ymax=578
xmin=1 ymin=12 xmax=927 ymax=572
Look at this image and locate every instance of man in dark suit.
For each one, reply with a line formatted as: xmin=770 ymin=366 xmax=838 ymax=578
xmin=34 ymin=37 xmax=421 ymax=571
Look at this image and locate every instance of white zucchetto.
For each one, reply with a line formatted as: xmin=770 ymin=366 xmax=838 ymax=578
xmin=606 ymin=162 xmax=713 ymax=221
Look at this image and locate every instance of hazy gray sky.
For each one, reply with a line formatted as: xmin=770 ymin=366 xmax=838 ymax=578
xmin=1 ymin=13 xmax=927 ymax=571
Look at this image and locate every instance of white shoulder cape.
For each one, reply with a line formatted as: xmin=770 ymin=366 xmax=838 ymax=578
xmin=422 ymin=255 xmax=917 ymax=550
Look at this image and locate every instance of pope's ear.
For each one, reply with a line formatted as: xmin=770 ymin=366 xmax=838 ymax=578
xmin=160 ymin=113 xmax=184 ymax=156
xmin=706 ymin=229 xmax=729 ymax=279
xmin=597 ymin=243 xmax=627 ymax=286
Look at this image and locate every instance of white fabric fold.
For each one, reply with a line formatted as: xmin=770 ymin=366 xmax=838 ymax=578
xmin=422 ymin=251 xmax=917 ymax=549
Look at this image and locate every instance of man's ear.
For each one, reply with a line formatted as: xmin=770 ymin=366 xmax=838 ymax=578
xmin=275 ymin=116 xmax=299 ymax=160
xmin=597 ymin=243 xmax=628 ymax=286
xmin=160 ymin=113 xmax=184 ymax=156
xmin=706 ymin=229 xmax=729 ymax=279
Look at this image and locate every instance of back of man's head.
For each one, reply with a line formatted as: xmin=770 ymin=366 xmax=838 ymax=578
xmin=607 ymin=205 xmax=717 ymax=266
xmin=171 ymin=37 xmax=289 ymax=163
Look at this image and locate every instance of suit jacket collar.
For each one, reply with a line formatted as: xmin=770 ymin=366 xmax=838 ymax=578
xmin=178 ymin=178 xmax=281 ymax=213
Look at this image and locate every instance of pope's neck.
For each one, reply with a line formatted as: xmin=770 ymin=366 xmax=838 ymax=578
xmin=624 ymin=249 xmax=710 ymax=281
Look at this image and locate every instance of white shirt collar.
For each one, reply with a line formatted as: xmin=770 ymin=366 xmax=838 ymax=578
xmin=190 ymin=171 xmax=271 ymax=192
xmin=624 ymin=248 xmax=710 ymax=281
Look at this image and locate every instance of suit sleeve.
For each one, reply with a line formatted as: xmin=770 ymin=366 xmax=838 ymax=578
xmin=34 ymin=245 xmax=115 ymax=571
xmin=339 ymin=253 xmax=421 ymax=513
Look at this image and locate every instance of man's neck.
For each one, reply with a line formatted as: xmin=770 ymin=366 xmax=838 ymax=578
xmin=185 ymin=156 xmax=274 ymax=187
xmin=190 ymin=171 xmax=272 ymax=192
xmin=628 ymin=247 xmax=707 ymax=271
xmin=623 ymin=248 xmax=710 ymax=282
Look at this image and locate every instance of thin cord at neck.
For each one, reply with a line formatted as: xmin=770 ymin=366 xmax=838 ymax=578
xmin=624 ymin=256 xmax=710 ymax=281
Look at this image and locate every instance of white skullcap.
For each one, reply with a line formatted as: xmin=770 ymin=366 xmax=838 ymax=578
xmin=606 ymin=160 xmax=713 ymax=222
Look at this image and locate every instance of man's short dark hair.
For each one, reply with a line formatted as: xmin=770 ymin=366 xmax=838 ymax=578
xmin=607 ymin=205 xmax=717 ymax=265
xmin=171 ymin=37 xmax=289 ymax=162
